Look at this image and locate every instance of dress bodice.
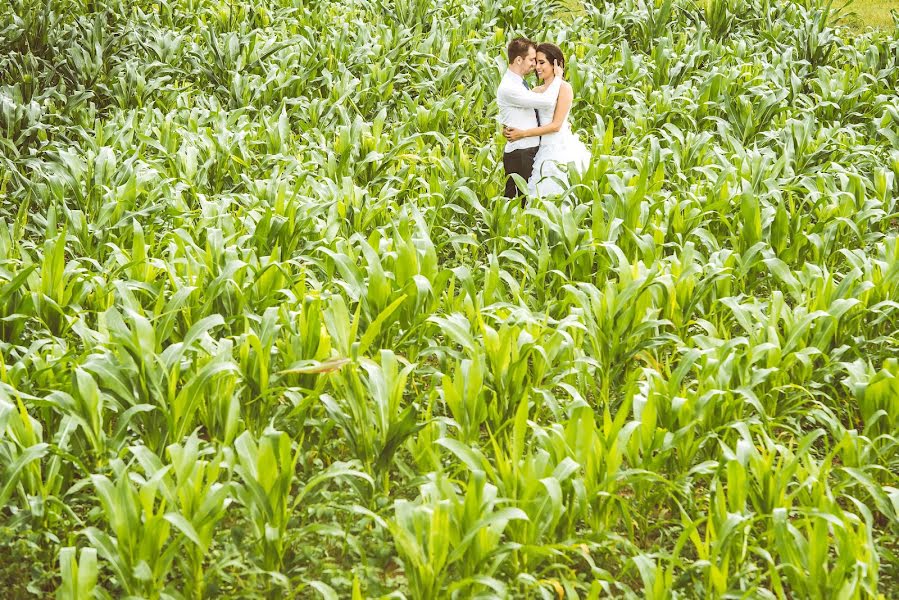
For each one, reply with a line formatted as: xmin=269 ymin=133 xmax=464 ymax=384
xmin=536 ymin=84 xmax=571 ymax=144
xmin=536 ymin=104 xmax=557 ymax=127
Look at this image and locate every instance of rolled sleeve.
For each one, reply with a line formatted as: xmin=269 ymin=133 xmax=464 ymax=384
xmin=497 ymin=76 xmax=562 ymax=111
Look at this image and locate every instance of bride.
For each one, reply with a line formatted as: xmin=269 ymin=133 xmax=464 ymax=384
xmin=503 ymin=43 xmax=590 ymax=197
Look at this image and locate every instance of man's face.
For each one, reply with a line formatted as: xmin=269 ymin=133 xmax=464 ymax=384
xmin=525 ymin=47 xmax=537 ymax=74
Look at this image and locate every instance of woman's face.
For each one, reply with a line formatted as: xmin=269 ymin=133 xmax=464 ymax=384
xmin=535 ymin=52 xmax=557 ymax=80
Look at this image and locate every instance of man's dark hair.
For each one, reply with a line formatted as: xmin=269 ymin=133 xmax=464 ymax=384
xmin=507 ymin=37 xmax=535 ymax=64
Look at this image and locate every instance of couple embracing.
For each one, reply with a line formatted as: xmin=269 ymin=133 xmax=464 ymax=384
xmin=497 ymin=38 xmax=590 ymax=199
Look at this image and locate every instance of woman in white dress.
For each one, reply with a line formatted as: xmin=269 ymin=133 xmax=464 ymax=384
xmin=503 ymin=43 xmax=591 ymax=197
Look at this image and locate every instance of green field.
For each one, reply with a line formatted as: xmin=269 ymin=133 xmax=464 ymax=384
xmin=2 ymin=0 xmax=899 ymax=598
xmin=843 ymin=0 xmax=899 ymax=29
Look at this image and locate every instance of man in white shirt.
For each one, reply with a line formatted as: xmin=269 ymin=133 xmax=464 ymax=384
xmin=497 ymin=37 xmax=563 ymax=199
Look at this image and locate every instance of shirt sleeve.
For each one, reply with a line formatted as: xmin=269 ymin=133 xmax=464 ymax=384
xmin=497 ymin=76 xmax=563 ymax=110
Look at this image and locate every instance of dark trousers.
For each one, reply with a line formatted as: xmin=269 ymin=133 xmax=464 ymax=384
xmin=503 ymin=146 xmax=539 ymax=199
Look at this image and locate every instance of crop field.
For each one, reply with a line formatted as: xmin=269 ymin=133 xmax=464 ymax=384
xmin=842 ymin=0 xmax=899 ymax=30
xmin=1 ymin=0 xmax=899 ymax=597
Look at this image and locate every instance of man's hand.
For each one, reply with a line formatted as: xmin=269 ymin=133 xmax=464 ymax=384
xmin=503 ymin=127 xmax=526 ymax=142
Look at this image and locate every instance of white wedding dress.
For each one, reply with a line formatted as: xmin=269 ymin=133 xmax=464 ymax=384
xmin=528 ymin=83 xmax=591 ymax=197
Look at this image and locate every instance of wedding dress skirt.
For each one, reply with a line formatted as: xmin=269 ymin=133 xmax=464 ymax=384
xmin=528 ymin=128 xmax=590 ymax=197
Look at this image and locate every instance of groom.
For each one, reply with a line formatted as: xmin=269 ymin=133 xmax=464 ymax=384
xmin=496 ymin=37 xmax=563 ymax=199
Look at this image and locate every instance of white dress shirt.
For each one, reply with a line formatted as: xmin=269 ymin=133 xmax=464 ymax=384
xmin=496 ymin=69 xmax=563 ymax=152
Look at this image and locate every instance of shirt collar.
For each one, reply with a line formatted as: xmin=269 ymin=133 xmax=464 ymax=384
xmin=505 ymin=68 xmax=524 ymax=83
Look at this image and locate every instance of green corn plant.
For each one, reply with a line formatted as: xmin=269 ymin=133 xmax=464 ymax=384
xmin=231 ymin=427 xmax=300 ymax=574
xmin=388 ymin=470 xmax=527 ymax=598
xmin=0 ymin=384 xmax=78 ymax=530
xmin=631 ymin=0 xmax=676 ymax=50
xmin=56 ymin=547 xmax=99 ymax=600
xmin=89 ymin=307 xmax=237 ymax=451
xmin=26 ymin=228 xmax=83 ymax=336
xmin=559 ymin=405 xmax=632 ymax=534
xmin=45 ymin=369 xmax=111 ymax=465
xmin=680 ymin=477 xmax=756 ymax=596
xmin=769 ymin=491 xmax=881 ymax=598
xmin=842 ymin=358 xmax=899 ymax=439
xmin=275 ymin=291 xmax=338 ymax=412
xmin=126 ymin=434 xmax=233 ymax=599
xmin=232 ymin=427 xmax=370 ymax=575
xmin=433 ymin=308 xmax=575 ymax=424
xmin=701 ymin=0 xmax=744 ymax=40
xmin=321 ymin=350 xmax=420 ymax=486
xmin=84 ymin=462 xmax=182 ymax=598
xmin=0 ymin=241 xmax=35 ymax=344
xmin=438 ymin=357 xmax=488 ymax=444
xmin=484 ymin=398 xmax=581 ymax=574
xmin=0 ymin=390 xmax=50 ymax=511
xmin=562 ymin=254 xmax=675 ymax=406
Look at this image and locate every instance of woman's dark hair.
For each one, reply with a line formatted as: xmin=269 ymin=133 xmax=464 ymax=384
xmin=536 ymin=42 xmax=565 ymax=69
xmin=507 ymin=37 xmax=535 ymax=63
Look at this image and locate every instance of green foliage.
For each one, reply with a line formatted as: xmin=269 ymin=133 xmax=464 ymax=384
xmin=1 ymin=0 xmax=898 ymax=597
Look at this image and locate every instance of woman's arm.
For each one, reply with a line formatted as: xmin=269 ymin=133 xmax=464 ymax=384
xmin=503 ymin=82 xmax=573 ymax=141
